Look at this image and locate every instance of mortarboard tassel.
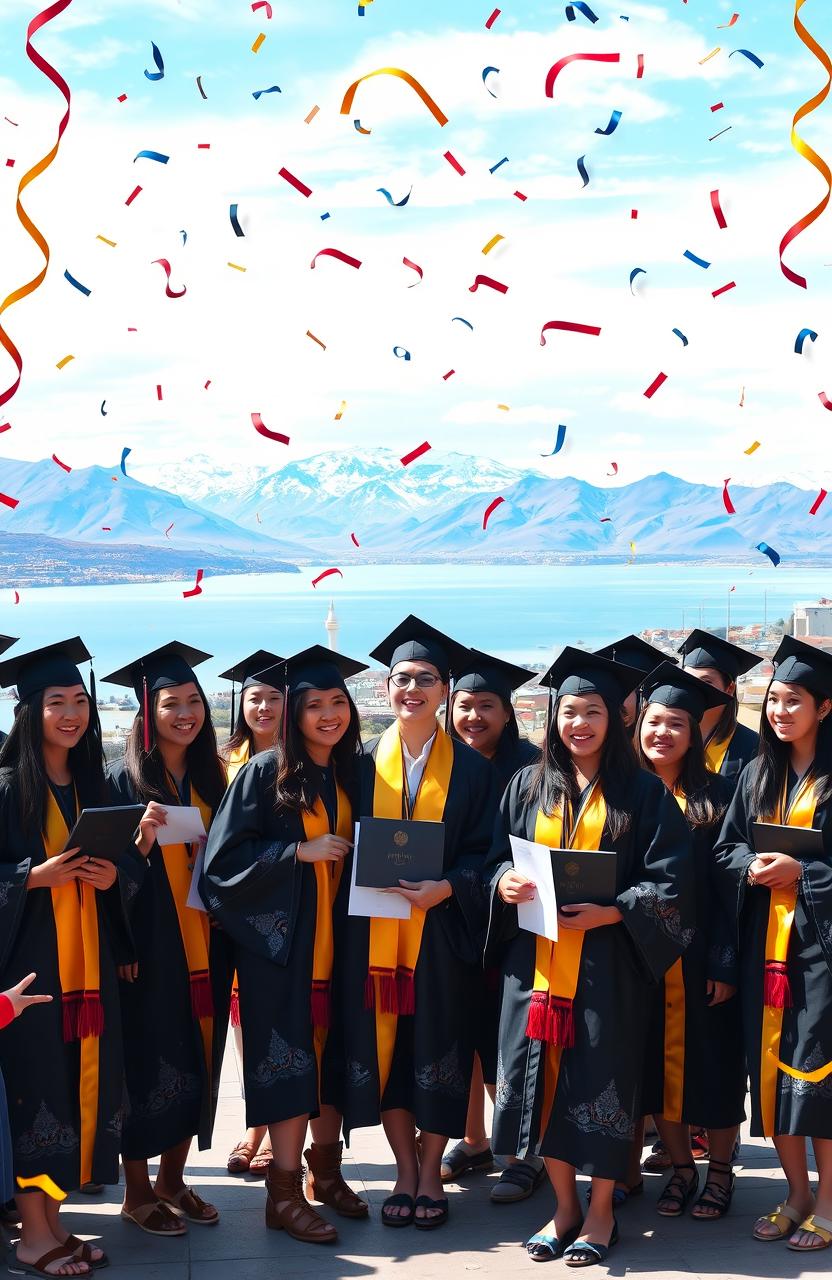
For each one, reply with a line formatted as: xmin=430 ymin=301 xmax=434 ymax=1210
xmin=230 ymin=682 xmax=237 ymax=737
xmin=142 ymin=674 xmax=151 ymax=753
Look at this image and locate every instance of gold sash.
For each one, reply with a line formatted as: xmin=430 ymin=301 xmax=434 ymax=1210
xmin=367 ymin=723 xmax=453 ymax=1098
xmin=226 ymin=741 xmax=250 ymax=783
xmin=704 ymin=729 xmax=733 ymax=774
xmin=661 ymin=791 xmax=688 ymax=1122
xmin=302 ymin=784 xmax=351 ymax=1029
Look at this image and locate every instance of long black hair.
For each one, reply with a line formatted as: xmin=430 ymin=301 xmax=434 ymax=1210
xmin=523 ymin=691 xmax=637 ymax=840
xmin=750 ymin=681 xmax=832 ymax=817
xmin=273 ymin=686 xmax=362 ymax=813
xmin=124 ymin=682 xmax=227 ymax=812
xmin=634 ymin=705 xmax=728 ymax=829
xmin=0 ymin=689 xmax=106 ymax=838
xmin=699 ymin=667 xmax=738 ymax=743
xmin=223 ymin=688 xmax=283 ymax=761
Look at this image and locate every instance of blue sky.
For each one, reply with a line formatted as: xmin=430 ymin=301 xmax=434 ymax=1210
xmin=0 ymin=0 xmax=831 ymax=496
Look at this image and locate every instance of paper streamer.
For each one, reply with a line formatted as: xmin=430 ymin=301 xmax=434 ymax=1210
xmin=340 ymin=68 xmax=448 ymax=127
xmin=699 ymin=47 xmax=721 ymax=65
xmin=151 ymin=258 xmax=186 ymax=298
xmin=489 ymin=156 xmax=508 ymax=173
xmin=0 ymin=0 xmax=75 ymax=412
xmin=809 ymin=488 xmax=828 ymax=515
xmin=540 ymin=319 xmax=601 ymax=345
xmin=756 ymin=542 xmax=781 ymax=567
xmin=402 ymin=256 xmax=423 ymax=285
xmin=304 ymin=104 xmax=319 ymax=122
xmin=350 ymin=532 xmax=360 ymax=547
xmin=229 ymin=204 xmax=244 ymax=237
xmin=393 ymin=346 xmax=412 ymax=361
xmin=577 ymin=155 xmax=590 ymax=187
xmin=311 ymin=568 xmax=343 ymax=588
xmin=566 ymin=2 xmax=599 ymax=21
xmin=354 ymin=119 xmax=372 ymax=133
xmin=711 ymin=188 xmax=728 ymax=228
xmin=183 ymin=569 xmax=204 ymax=598
xmin=252 ymin=0 xmax=273 ymax=13
xmin=712 ymin=281 xmax=736 ymax=297
xmin=482 ymin=496 xmax=505 ymax=530
xmin=722 ymin=478 xmax=736 ymax=514
xmin=443 ymin=370 xmax=455 ymax=381
xmin=607 ymin=462 xmax=618 ymax=476
xmin=310 ymin=247 xmax=362 ymax=270
xmin=541 ymin=424 xmax=567 ymax=456
xmin=514 ymin=190 xmax=528 ymax=201
xmin=377 ymin=186 xmax=412 ymax=206
xmin=96 ymin=235 xmax=116 ymax=247
xmin=51 ymin=453 xmax=71 ymax=472
xmin=451 ymin=316 xmax=474 ymax=330
xmin=595 ymin=109 xmax=622 ymax=135
xmin=729 ymin=48 xmax=764 ymax=68
xmin=683 ymin=249 xmax=711 ymax=268
xmin=482 ymin=66 xmax=500 ymax=97
xmin=485 ymin=8 xmax=501 ymax=29
xmin=13 ymin=591 xmax=19 ymax=604
xmin=819 ymin=391 xmax=832 ymax=410
xmin=278 ymin=166 xmax=312 ymax=197
xmin=164 ymin=522 xmax=174 ymax=538
xmin=779 ymin=1 xmax=832 ymax=289
xmin=637 ymin=53 xmax=644 ymax=78
xmin=401 ymin=441 xmax=430 ymax=465
xmin=644 ymin=372 xmax=667 ymax=398
xmin=629 ymin=267 xmax=646 ymax=293
xmin=120 ymin=447 xmax=131 ymax=476
xmin=196 ymin=75 xmax=206 ymax=99
xmin=125 ymin=185 xmax=142 ymax=205
xmin=64 ymin=269 xmax=90 ymax=296
xmin=744 ymin=440 xmax=760 ymax=454
xmin=444 ymin=150 xmax=466 ymax=175
xmin=252 ymin=412 xmax=289 ymax=444
xmin=545 ymin=52 xmax=620 ymax=97
xmin=672 ymin=327 xmax=689 ymax=346
xmin=718 ymin=13 xmax=740 ymax=27
xmin=252 ymin=33 xmax=266 ymax=53
xmin=253 ymin=85 xmax=281 ymax=100
xmin=711 ymin=101 xmax=724 ymax=111
xmin=56 ymin=355 xmax=74 ymax=369
xmin=134 ymin=149 xmax=168 ymax=164
xmin=469 ymin=274 xmax=508 ymax=293
xmin=144 ymin=41 xmax=164 ymax=80
xmin=306 ymin=330 xmax=326 ymax=349
xmin=0 ymin=491 xmax=20 ymax=509
xmin=795 ymin=326 xmax=818 ymax=352
xmin=482 ymin=234 xmax=504 ymax=255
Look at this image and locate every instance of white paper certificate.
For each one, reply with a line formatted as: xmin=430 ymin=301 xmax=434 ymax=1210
xmin=510 ymin=835 xmax=558 ymax=942
xmin=348 ymin=823 xmax=411 ymax=920
xmin=156 ymin=805 xmax=207 ymax=847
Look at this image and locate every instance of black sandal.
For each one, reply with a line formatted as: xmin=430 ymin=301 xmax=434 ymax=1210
xmin=381 ymin=1193 xmax=415 ymax=1228
xmin=440 ymin=1141 xmax=494 ymax=1182
xmin=414 ymin=1195 xmax=449 ymax=1230
xmin=657 ymin=1163 xmax=699 ymax=1217
xmin=691 ymin=1159 xmax=735 ymax=1221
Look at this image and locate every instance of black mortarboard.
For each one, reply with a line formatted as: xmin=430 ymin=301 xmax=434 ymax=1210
xmin=540 ymin=646 xmax=644 ymax=705
xmin=103 ymin=640 xmax=212 ymax=700
xmin=0 ymin=636 xmax=18 ymax=658
xmin=219 ymin=650 xmax=285 ymax=687
xmin=770 ymin=636 xmax=832 ymax=698
xmin=0 ymin=636 xmax=93 ymax=701
xmin=640 ymin=660 xmax=732 ymax=722
xmin=678 ymin=629 xmax=758 ymax=680
xmin=369 ymin=615 xmax=467 ymax=683
xmin=595 ymin=634 xmax=673 ymax=676
xmin=255 ymin=645 xmax=367 ymax=696
xmin=452 ymin=648 xmax=537 ymax=701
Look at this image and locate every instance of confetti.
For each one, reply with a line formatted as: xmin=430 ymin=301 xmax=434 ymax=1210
xmin=643 ymin=372 xmax=667 ymax=398
xmin=718 ymin=13 xmax=740 ymax=28
xmin=253 ymin=85 xmax=282 ymax=100
xmin=151 ymin=258 xmax=186 ymax=298
xmin=469 ymin=274 xmax=508 ymax=294
xmin=497 ymin=404 xmax=510 ymax=411
xmin=13 ymin=591 xmax=19 ymax=604
xmin=637 ymin=53 xmax=644 ymax=78
xmin=204 ymin=380 xmax=211 ymax=389
xmin=442 ymin=369 xmax=456 ymax=380
xmin=350 ymin=532 xmax=360 ymax=547
xmin=0 ymin=491 xmax=19 ymax=509
xmin=310 ymin=247 xmax=362 ymax=270
xmin=485 ymin=8 xmax=501 ymax=29
xmin=710 ymin=188 xmax=728 ymax=228
xmin=5 ymin=159 xmax=14 ymax=167
xmin=116 ymin=94 xmax=127 ymax=103
xmin=183 ymin=568 xmax=204 ymax=598
xmin=672 ymin=327 xmax=689 ymax=346
xmin=340 ymin=68 xmax=448 ymax=127
xmin=744 ymin=440 xmax=760 ymax=454
xmin=577 ymin=155 xmax=590 ymax=187
xmin=482 ymin=66 xmax=500 ymax=97
xmin=712 ymin=281 xmax=736 ymax=297
xmin=196 ymin=75 xmax=207 ymax=99
xmin=545 ymin=52 xmax=621 ymax=97
xmin=393 ymin=346 xmax=412 ymax=360
xmin=699 ymin=47 xmax=721 ymax=65
xmin=120 ymin=447 xmax=131 ymax=476
xmin=711 ymin=101 xmax=724 ymax=111
xmin=278 ymin=166 xmax=312 ymax=197
xmin=144 ymin=41 xmax=164 ymax=81
xmin=334 ymin=400 xmax=347 ymax=420
xmin=444 ymin=150 xmax=466 ymax=175
xmin=101 ymin=527 xmax=111 ymax=532
xmin=134 ymin=149 xmax=168 ymax=164
xmin=709 ymin=126 xmax=732 ymax=141
xmin=600 ymin=516 xmax=612 ymax=522
xmin=607 ymin=462 xmax=618 ymax=475
xmin=0 ymin=422 xmax=10 ymax=433
xmin=629 ymin=267 xmax=646 ymax=293
xmin=63 ymin=269 xmax=91 ymax=296
xmin=795 ymin=327 xmax=818 ymax=353
xmin=631 ymin=208 xmax=638 ymax=218
xmin=451 ymin=316 xmax=474 ymax=330
xmin=514 ymin=190 xmax=528 ymax=201
xmin=56 ymin=355 xmax=74 ymax=370
xmin=809 ymin=488 xmax=828 ymax=515
xmin=489 ymin=156 xmax=509 ymax=173
xmin=566 ymin=2 xmax=599 ymax=21
xmin=377 ymin=185 xmax=412 ymax=206
xmin=228 ymin=262 xmax=247 ymax=271
xmin=595 ymin=108 xmax=622 ymax=135
xmin=739 ymin=386 xmax=745 ymax=407
xmin=252 ymin=0 xmax=273 ymax=14
xmin=96 ymin=234 xmax=117 ymax=246
xmin=722 ymin=478 xmax=736 ymax=514
xmin=683 ymin=249 xmax=711 ymax=268
xmin=629 ymin=541 xmax=636 ymax=556
xmin=756 ymin=542 xmax=781 ymax=567
xmin=306 ymin=330 xmax=326 ymax=349
xmin=729 ymin=48 xmax=764 ymax=68
xmin=197 ymin=143 xmax=210 ymax=150
xmin=125 ymin=185 xmax=142 ymax=205
xmin=304 ymin=104 xmax=319 ymax=122
xmin=156 ymin=384 xmax=163 ymax=400
xmin=311 ymin=568 xmax=343 ymax=588
xmin=482 ymin=496 xmax=505 ymax=530
xmin=180 ymin=229 xmax=187 ymax=245
xmin=481 ymin=234 xmax=504 ymax=255
xmin=540 ymin=319 xmax=602 ymax=345
xmin=401 ymin=441 xmax=431 ymax=465
xmin=354 ymin=119 xmax=372 ymax=133
xmin=164 ymin=522 xmax=174 ymax=538
xmin=540 ymin=424 xmax=567 ymax=456
xmin=229 ymin=203 xmax=245 ymax=237
xmin=51 ymin=453 xmax=71 ymax=473
xmin=252 ymin=411 xmax=289 ymax=444
xmin=402 ymin=256 xmax=423 ymax=285
xmin=251 ymin=33 xmax=266 ymax=53
xmin=819 ymin=392 xmax=832 ymax=410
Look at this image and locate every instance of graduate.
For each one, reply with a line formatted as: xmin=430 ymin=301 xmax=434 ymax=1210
xmin=0 ymin=639 xmax=126 ymax=1277
xmin=635 ymin=663 xmax=744 ymax=1222
xmin=217 ymin=649 xmax=284 ymax=1178
xmin=103 ymin=642 xmax=230 ymax=1238
xmin=595 ymin=635 xmax=672 ymax=734
xmin=0 ymin=634 xmax=19 ymax=748
xmin=713 ymin=636 xmax=832 ymax=1252
xmin=443 ymin=648 xmax=543 ymax=1202
xmin=486 ymin=647 xmax=694 ymax=1266
xmin=330 ymin=616 xmax=497 ymax=1231
xmin=677 ymin=630 xmax=760 ymax=781
xmin=202 ymin=646 xmax=368 ymax=1244
xmin=1 ymin=976 xmax=54 ymax=1232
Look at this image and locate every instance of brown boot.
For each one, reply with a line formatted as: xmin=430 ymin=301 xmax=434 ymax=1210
xmin=304 ymin=1141 xmax=369 ymax=1219
xmin=265 ymin=1164 xmax=338 ymax=1243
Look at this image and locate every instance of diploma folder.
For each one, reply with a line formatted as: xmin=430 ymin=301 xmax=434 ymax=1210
xmin=355 ymin=816 xmax=445 ymax=889
xmin=63 ymin=805 xmax=145 ymax=863
xmin=550 ymin=848 xmax=618 ymax=907
xmin=751 ymin=821 xmax=824 ymax=859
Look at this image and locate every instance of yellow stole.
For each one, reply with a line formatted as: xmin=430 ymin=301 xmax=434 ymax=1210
xmin=43 ymin=787 xmax=102 ymax=1185
xmin=302 ymin=784 xmax=351 ymax=1029
xmin=758 ymin=772 xmax=818 ymax=1135
xmin=661 ymin=790 xmax=688 ymax=1123
xmin=226 ymin=741 xmax=250 ymax=783
xmin=704 ymin=728 xmax=733 ymax=774
xmin=367 ymin=723 xmax=453 ymax=1097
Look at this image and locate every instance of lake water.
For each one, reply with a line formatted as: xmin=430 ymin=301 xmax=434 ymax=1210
xmin=0 ymin=562 xmax=825 ymax=733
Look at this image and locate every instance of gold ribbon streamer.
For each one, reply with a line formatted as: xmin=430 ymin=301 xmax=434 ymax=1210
xmin=340 ymin=67 xmax=448 ymax=127
xmin=0 ymin=0 xmax=75 ymax=410
xmin=779 ymin=0 xmax=832 ymax=289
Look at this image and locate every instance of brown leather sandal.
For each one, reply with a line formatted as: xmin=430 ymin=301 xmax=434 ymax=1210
xmin=9 ymin=1245 xmax=91 ymax=1277
xmin=265 ymin=1165 xmax=338 ymax=1243
xmin=120 ymin=1201 xmax=187 ymax=1236
xmin=64 ymin=1237 xmax=109 ymax=1270
xmin=156 ymin=1186 xmax=219 ymax=1225
xmin=249 ymin=1140 xmax=274 ymax=1177
xmin=227 ymin=1139 xmax=257 ymax=1174
xmin=304 ymin=1141 xmax=369 ymax=1219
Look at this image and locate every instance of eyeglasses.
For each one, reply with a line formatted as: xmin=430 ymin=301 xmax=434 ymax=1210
xmin=389 ymin=672 xmax=441 ymax=689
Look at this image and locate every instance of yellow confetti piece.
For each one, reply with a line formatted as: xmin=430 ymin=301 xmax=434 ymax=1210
xmin=55 ymin=354 xmax=74 ymax=369
xmin=96 ymin=234 xmax=117 ymax=247
xmin=334 ymin=399 xmax=347 ymax=420
xmin=17 ymin=1175 xmax=66 ymax=1201
xmin=305 ymin=105 xmax=320 ymax=124
xmin=744 ymin=440 xmax=761 ymax=454
xmin=699 ymin=46 xmax=721 ymax=64
xmin=252 ymin=32 xmax=266 ymax=53
xmin=482 ymin=233 xmax=505 ymax=255
xmin=227 ymin=262 xmax=247 ymax=272
xmin=497 ymin=403 xmax=510 ymax=410
xmin=629 ymin=541 xmax=637 ymax=555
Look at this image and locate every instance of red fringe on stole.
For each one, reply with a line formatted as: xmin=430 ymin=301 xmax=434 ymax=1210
xmin=763 ymin=960 xmax=792 ymax=1009
xmin=190 ymin=972 xmax=214 ymax=1020
xmin=525 ymin=991 xmax=575 ymax=1047
xmin=310 ymin=981 xmax=331 ymax=1029
xmin=62 ymin=992 xmax=104 ymax=1043
xmin=526 ymin=990 xmax=549 ymax=1041
xmin=364 ymin=968 xmax=398 ymax=1013
xmin=395 ymin=966 xmax=415 ymax=1015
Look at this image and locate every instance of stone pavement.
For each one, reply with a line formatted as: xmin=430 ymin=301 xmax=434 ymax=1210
xmin=4 ymin=1039 xmax=823 ymax=1280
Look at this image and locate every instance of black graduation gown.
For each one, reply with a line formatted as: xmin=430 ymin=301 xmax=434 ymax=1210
xmin=329 ymin=735 xmax=497 ymax=1140
xmin=201 ymin=751 xmax=345 ymax=1127
xmin=107 ymin=760 xmax=230 ymax=1158
xmin=642 ymin=774 xmax=746 ymax=1128
xmin=486 ymin=766 xmax=694 ymax=1181
xmin=0 ymin=771 xmax=125 ymax=1191
xmin=713 ymin=762 xmax=832 ymax=1138
xmin=714 ymin=722 xmax=758 ymax=784
xmin=493 ymin=735 xmax=541 ymax=797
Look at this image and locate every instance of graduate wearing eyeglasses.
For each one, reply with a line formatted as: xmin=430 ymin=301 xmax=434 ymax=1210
xmin=330 ymin=617 xmax=497 ymax=1232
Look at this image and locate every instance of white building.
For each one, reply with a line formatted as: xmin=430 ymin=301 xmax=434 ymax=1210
xmin=793 ymin=601 xmax=832 ymax=639
xmin=325 ymin=599 xmax=339 ymax=650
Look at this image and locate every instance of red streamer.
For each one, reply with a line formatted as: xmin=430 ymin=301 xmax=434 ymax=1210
xmin=712 ymin=281 xmax=736 ymax=297
xmin=809 ymin=488 xmax=828 ymax=515
xmin=444 ymin=150 xmax=466 ymax=175
xmin=0 ymin=492 xmax=20 ymax=509
xmin=469 ymin=274 xmax=508 ymax=294
xmin=51 ymin=452 xmax=71 ymax=472
xmin=485 ymin=7 xmax=501 ymax=28
xmin=482 ymin=496 xmax=505 ymax=530
xmin=164 ymin=521 xmax=174 ymax=538
xmin=545 ymin=52 xmax=620 ymax=97
xmin=125 ymin=185 xmax=142 ymax=205
xmin=722 ymin=477 xmax=736 ymax=514
xmin=607 ymin=463 xmax=618 ymax=476
xmin=350 ymin=532 xmax=360 ymax=546
xmin=278 ymin=165 xmax=312 ymax=197
xmin=442 ymin=369 xmax=455 ymax=380
xmin=311 ymin=567 xmax=343 ymax=588
xmin=711 ymin=188 xmax=728 ymax=228
xmin=643 ymin=371 xmax=667 ymax=398
xmin=540 ymin=319 xmax=602 ymax=346
xmin=637 ymin=53 xmax=644 ymax=78
xmin=151 ymin=258 xmax=186 ymax=298
xmin=183 ymin=568 xmax=204 ymax=598
xmin=403 ymin=256 xmax=423 ymax=285
xmin=819 ymin=391 xmax=832 ymax=410
xmin=13 ymin=591 xmax=19 ymax=604
xmin=310 ymin=247 xmax=362 ymax=270
xmin=252 ymin=411 xmax=289 ymax=444
xmin=401 ymin=441 xmax=431 ymax=466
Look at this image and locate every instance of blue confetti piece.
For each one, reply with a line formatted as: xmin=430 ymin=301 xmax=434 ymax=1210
xmin=729 ymin=48 xmax=765 ymax=69
xmin=144 ymin=41 xmax=164 ymax=81
xmin=120 ymin=447 xmax=131 ymax=477
xmin=320 ymin=212 xmax=331 ymax=220
xmin=377 ymin=185 xmax=412 ymax=207
xmin=393 ymin=346 xmax=411 ymax=361
xmin=180 ymin=229 xmax=187 ymax=245
xmin=672 ymin=327 xmax=689 ymax=347
xmin=229 ymin=204 xmax=244 ymax=237
xmin=540 ymin=424 xmax=567 ymax=456
xmin=577 ymin=155 xmax=590 ymax=188
xmin=64 ymin=268 xmax=91 ymax=297
xmin=482 ymin=66 xmax=500 ymax=98
xmin=354 ymin=119 xmax=371 ymax=133
xmin=451 ymin=316 xmax=474 ymax=331
xmin=252 ymin=85 xmax=282 ymax=100
xmin=566 ymin=2 xmax=599 ymax=21
xmin=795 ymin=327 xmax=818 ymax=354
xmin=489 ymin=156 xmax=509 ymax=174
xmin=683 ymin=249 xmax=711 ymax=269
xmin=133 ymin=149 xmax=169 ymax=164
xmin=756 ymin=541 xmax=781 ymax=567
xmin=100 ymin=400 xmax=107 ymax=416
xmin=629 ymin=267 xmax=646 ymax=294
xmin=595 ymin=109 xmax=622 ymax=136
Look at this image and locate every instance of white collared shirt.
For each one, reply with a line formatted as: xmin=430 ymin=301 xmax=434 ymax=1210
xmin=401 ymin=731 xmax=436 ymax=804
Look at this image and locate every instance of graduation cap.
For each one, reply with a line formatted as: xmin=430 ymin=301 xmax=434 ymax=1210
xmin=640 ymin=660 xmax=732 ymax=722
xmin=369 ymin=615 xmax=468 ymax=683
xmin=770 ymin=635 xmax=832 ymax=699
xmin=540 ymin=646 xmax=644 ymax=706
xmin=595 ymin=634 xmax=673 ymax=676
xmin=678 ymin=629 xmax=758 ymax=680
xmin=255 ymin=645 xmax=367 ymax=696
xmin=0 ymin=636 xmax=94 ymax=702
xmin=0 ymin=635 xmax=17 ymax=658
xmin=452 ymin=648 xmax=537 ymax=701
xmin=102 ymin=640 xmax=212 ymax=752
xmin=219 ymin=649 xmax=285 ymax=731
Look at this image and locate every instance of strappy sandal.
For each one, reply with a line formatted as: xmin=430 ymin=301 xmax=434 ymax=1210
xmin=249 ymin=1140 xmax=274 ymax=1177
xmin=642 ymin=1140 xmax=671 ymax=1172
xmin=691 ymin=1159 xmax=735 ymax=1221
xmin=526 ymin=1224 xmax=581 ymax=1261
xmin=120 ymin=1201 xmax=187 ymax=1236
xmin=440 ymin=1141 xmax=494 ymax=1181
xmin=304 ymin=1141 xmax=369 ymax=1218
xmin=414 ymin=1195 xmax=449 ymax=1230
xmin=563 ymin=1219 xmax=619 ymax=1268
xmin=490 ymin=1158 xmax=547 ymax=1203
xmin=657 ymin=1163 xmax=699 ymax=1217
xmin=752 ymin=1200 xmax=803 ymax=1242
xmin=787 ymin=1213 xmax=832 ymax=1252
xmin=155 ymin=1186 xmax=219 ymax=1226
xmin=8 ymin=1246 xmax=91 ymax=1277
xmin=381 ymin=1193 xmax=416 ymax=1228
xmin=265 ymin=1165 xmax=337 ymax=1243
xmin=227 ymin=1138 xmax=257 ymax=1174
xmin=64 ymin=1237 xmax=109 ymax=1270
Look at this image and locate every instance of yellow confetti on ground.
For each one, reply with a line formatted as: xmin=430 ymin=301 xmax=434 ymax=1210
xmin=305 ymin=105 xmax=320 ymax=123
xmin=96 ymin=234 xmax=117 ymax=247
xmin=699 ymin=46 xmax=721 ymax=64
xmin=252 ymin=32 xmax=266 ymax=53
xmin=744 ymin=440 xmax=761 ymax=454
xmin=55 ymin=354 xmax=74 ymax=369
xmin=227 ymin=262 xmax=247 ymax=272
xmin=482 ymin=234 xmax=505 ymax=255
